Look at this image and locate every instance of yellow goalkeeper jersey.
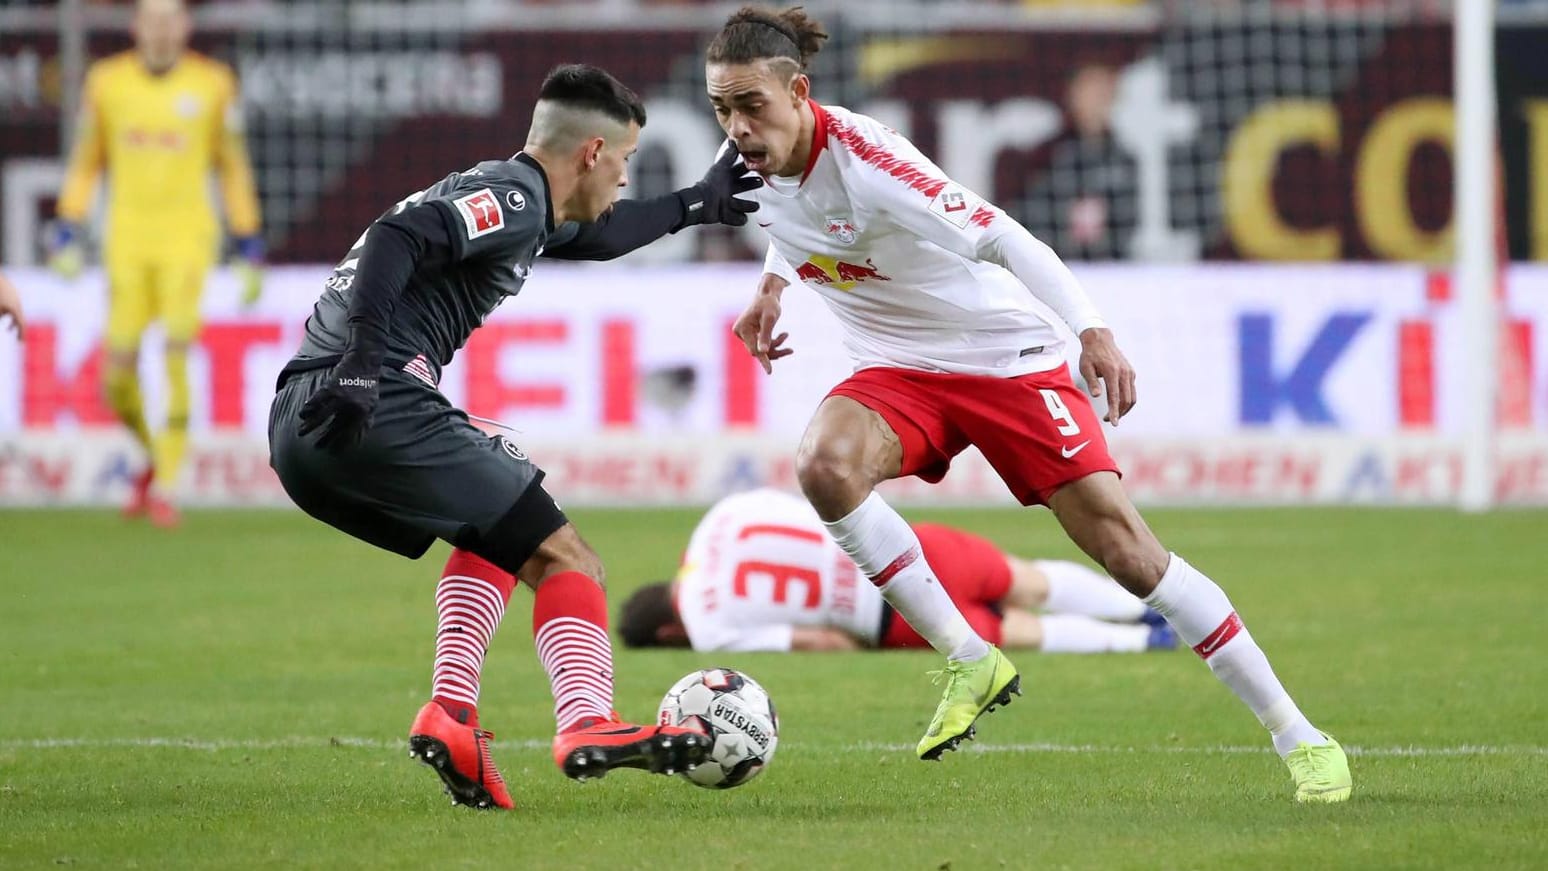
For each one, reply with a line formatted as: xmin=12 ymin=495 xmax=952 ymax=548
xmin=56 ymin=50 xmax=260 ymax=258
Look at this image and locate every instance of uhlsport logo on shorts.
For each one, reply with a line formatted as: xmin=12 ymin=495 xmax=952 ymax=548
xmin=497 ymin=436 xmax=527 ymax=462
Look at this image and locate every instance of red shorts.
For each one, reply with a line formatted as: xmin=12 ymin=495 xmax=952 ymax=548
xmin=880 ymin=523 xmax=1013 ymax=649
xmin=828 ymin=365 xmax=1119 ymax=506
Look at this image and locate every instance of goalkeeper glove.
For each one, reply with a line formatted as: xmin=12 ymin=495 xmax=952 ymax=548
xmin=296 ymin=349 xmax=382 ymax=452
xmin=676 ymin=144 xmax=763 ymax=229
xmin=233 ymin=235 xmax=265 ymax=308
xmin=48 ymin=223 xmax=85 ymax=281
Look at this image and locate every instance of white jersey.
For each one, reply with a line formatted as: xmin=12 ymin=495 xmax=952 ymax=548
xmin=675 ymin=489 xmax=885 ymax=652
xmin=752 ymin=102 xmax=1104 ymax=378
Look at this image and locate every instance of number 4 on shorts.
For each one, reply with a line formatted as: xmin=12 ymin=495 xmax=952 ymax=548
xmin=1040 ymin=388 xmax=1081 ymax=436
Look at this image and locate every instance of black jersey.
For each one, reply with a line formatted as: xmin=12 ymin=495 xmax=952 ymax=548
xmin=285 ymin=153 xmax=578 ymax=381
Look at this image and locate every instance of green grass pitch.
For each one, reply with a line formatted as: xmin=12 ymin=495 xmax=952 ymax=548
xmin=3 ymin=506 xmax=1546 ymax=870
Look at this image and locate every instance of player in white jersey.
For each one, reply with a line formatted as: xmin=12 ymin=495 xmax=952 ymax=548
xmin=618 ymin=489 xmax=1177 ymax=655
xmin=698 ymin=7 xmax=1350 ymax=801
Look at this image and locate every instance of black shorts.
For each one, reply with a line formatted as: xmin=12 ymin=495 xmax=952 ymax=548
xmin=268 ymin=368 xmax=567 ymax=574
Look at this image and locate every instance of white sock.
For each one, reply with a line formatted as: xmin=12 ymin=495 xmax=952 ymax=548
xmin=1143 ymin=553 xmax=1325 ymax=757
xmin=1036 ymin=559 xmax=1149 ymax=621
xmin=1038 ymin=615 xmax=1149 ymax=653
xmin=824 ymin=492 xmax=989 ymax=662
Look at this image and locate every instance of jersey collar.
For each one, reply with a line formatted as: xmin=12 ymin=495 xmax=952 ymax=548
xmin=799 ymin=99 xmax=830 ymax=185
xmin=513 ymin=152 xmax=556 ymax=233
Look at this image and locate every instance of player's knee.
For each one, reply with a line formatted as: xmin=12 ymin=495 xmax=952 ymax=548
xmin=519 ymin=524 xmax=606 ymax=589
xmin=572 ymin=547 xmax=606 ymax=586
xmin=103 ymin=349 xmax=138 ymax=379
xmin=102 ymin=358 xmax=139 ymax=412
xmin=796 ymin=438 xmax=870 ymax=508
xmin=163 ymin=340 xmax=192 ymax=367
xmin=1096 ymin=534 xmax=1167 ymax=595
xmin=555 ymin=530 xmax=605 ymax=583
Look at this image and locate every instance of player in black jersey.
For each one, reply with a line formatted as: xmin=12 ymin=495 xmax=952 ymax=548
xmin=269 ymin=64 xmax=760 ymax=810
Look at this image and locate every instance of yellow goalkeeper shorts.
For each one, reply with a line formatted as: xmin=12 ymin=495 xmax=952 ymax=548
xmin=104 ymin=252 xmax=213 ymax=350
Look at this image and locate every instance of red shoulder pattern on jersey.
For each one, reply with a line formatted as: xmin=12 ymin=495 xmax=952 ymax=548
xmin=825 ymin=111 xmax=996 ymax=228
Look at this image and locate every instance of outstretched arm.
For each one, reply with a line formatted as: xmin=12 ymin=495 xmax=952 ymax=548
xmin=544 ymin=146 xmax=762 ymax=261
xmin=541 ymin=194 xmax=689 ymax=261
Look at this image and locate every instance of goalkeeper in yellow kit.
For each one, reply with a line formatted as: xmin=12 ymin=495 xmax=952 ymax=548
xmin=51 ymin=0 xmax=263 ymax=526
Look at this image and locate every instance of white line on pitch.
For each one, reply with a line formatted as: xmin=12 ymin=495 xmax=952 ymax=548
xmin=1 ymin=737 xmax=1544 ymax=758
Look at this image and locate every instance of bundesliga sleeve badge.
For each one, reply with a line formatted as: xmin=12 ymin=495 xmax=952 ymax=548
xmin=928 ymin=184 xmax=979 ymax=229
xmin=453 ymin=188 xmax=506 ymax=240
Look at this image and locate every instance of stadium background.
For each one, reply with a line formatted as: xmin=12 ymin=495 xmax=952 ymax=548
xmin=5 ymin=7 xmax=1548 ymax=868
xmin=1 ymin=0 xmax=1547 ymax=507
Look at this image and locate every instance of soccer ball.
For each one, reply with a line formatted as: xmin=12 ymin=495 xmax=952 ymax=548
xmin=657 ymin=668 xmax=778 ymax=789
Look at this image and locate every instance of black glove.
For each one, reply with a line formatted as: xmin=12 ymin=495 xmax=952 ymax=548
xmin=677 ymin=145 xmax=763 ymax=228
xmin=297 ymin=351 xmax=382 ymax=452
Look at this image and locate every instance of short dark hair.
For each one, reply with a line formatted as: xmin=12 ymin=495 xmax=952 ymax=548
xmin=618 ymin=582 xmax=676 ymax=648
xmin=537 ymin=64 xmax=647 ymax=128
xmin=706 ymin=5 xmax=829 ymax=72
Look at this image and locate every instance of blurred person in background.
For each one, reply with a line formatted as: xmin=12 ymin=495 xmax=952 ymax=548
xmin=1024 ymin=62 xmax=1137 ymax=261
xmin=620 ymin=488 xmax=1177 ymax=654
xmin=49 ymin=0 xmax=263 ymax=527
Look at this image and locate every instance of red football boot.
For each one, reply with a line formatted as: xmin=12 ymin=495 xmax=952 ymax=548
xmin=122 ymin=467 xmax=154 ymax=519
xmin=146 ymin=493 xmax=181 ymax=529
xmin=407 ymin=702 xmax=514 ymax=810
xmin=551 ymin=713 xmax=712 ymax=782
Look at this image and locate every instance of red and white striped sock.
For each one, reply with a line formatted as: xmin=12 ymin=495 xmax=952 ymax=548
xmin=430 ymin=549 xmax=516 ymax=729
xmin=532 ymin=571 xmax=614 ymax=734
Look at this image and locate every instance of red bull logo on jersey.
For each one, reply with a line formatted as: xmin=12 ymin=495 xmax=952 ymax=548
xmin=823 ymin=216 xmax=858 ymax=245
xmin=123 ymin=128 xmax=188 ymax=151
xmin=794 ymin=255 xmax=892 ymax=291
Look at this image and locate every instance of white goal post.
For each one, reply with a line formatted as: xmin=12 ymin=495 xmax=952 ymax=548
xmin=1456 ymin=0 xmax=1500 ymax=513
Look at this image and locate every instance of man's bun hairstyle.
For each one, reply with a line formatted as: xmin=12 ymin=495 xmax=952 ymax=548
xmin=706 ymin=5 xmax=829 ymax=72
xmin=538 ymin=63 xmax=647 ymax=128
